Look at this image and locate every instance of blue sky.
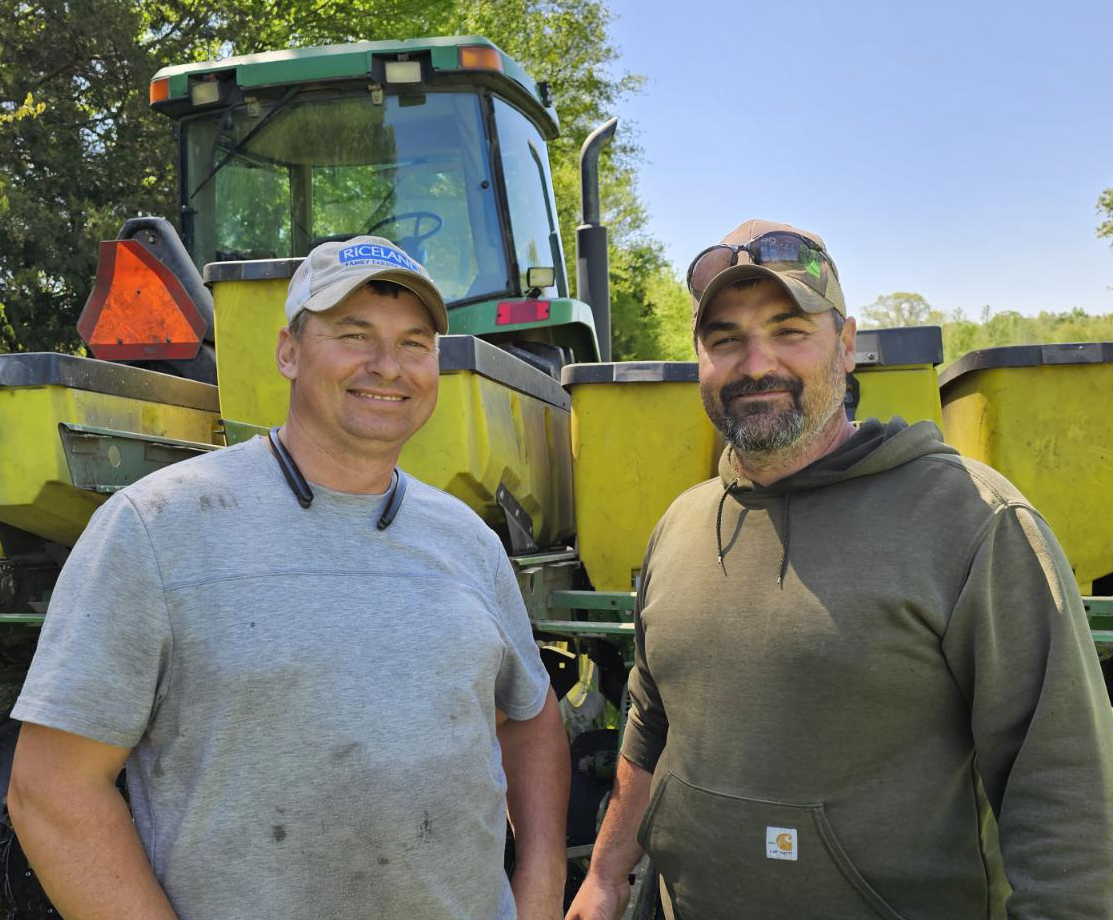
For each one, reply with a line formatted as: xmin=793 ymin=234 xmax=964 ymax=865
xmin=605 ymin=0 xmax=1113 ymax=318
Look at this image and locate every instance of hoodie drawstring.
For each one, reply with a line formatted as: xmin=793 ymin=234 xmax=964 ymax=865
xmin=716 ymin=481 xmax=791 ymax=585
xmin=716 ymin=479 xmax=738 ymax=572
xmin=777 ymin=492 xmax=791 ymax=589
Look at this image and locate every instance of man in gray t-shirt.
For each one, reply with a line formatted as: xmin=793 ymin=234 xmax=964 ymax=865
xmin=8 ymin=237 xmax=568 ymax=920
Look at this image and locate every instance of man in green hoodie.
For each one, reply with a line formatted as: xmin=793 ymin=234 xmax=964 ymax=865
xmin=566 ymin=220 xmax=1113 ymax=920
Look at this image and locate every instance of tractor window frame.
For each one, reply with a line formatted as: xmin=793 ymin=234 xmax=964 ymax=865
xmin=487 ymin=96 xmax=567 ymax=300
xmin=177 ymin=85 xmax=520 ymax=309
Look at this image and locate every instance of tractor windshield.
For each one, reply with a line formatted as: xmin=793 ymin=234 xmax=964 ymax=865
xmin=181 ymin=90 xmax=509 ymax=304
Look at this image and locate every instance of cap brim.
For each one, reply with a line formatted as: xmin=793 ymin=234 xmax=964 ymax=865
xmin=693 ymin=263 xmax=838 ymax=332
xmin=296 ymin=269 xmax=449 ymax=334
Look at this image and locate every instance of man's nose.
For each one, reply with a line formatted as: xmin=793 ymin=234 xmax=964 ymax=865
xmin=362 ymin=341 xmax=403 ymax=380
xmin=735 ymin=338 xmax=780 ymax=380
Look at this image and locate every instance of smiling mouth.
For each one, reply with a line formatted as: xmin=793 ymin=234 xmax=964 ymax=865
xmin=348 ymin=390 xmax=408 ymax=402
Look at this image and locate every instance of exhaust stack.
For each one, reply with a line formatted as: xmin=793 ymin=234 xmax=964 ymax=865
xmin=576 ymin=118 xmax=618 ymax=362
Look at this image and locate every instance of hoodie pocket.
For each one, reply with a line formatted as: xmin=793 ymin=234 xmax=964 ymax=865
xmin=637 ymin=772 xmax=909 ymax=920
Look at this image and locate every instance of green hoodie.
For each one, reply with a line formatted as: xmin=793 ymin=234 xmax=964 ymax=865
xmin=622 ymin=417 xmax=1113 ymax=920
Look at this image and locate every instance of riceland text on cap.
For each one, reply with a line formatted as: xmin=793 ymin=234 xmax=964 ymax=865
xmin=285 ymin=236 xmax=449 ymax=334
xmin=691 ymin=219 xmax=846 ymax=333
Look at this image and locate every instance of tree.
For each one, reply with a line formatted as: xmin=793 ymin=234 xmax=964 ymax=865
xmin=856 ymin=289 xmax=1113 ymax=366
xmin=1097 ymin=185 xmax=1113 ymax=247
xmin=936 ymin=306 xmax=1113 ymax=367
xmin=859 ymin=292 xmax=935 ymax=329
xmin=606 ymin=242 xmax=695 ymax=360
xmin=0 ymin=0 xmax=652 ymax=355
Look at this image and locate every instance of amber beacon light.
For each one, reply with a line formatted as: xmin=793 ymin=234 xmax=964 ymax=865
xmin=149 ymin=77 xmax=171 ymax=105
xmin=459 ymin=46 xmax=503 ymax=72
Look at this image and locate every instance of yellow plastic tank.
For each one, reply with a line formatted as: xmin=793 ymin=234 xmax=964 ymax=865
xmin=847 ymin=326 xmax=944 ymax=428
xmin=0 ymin=354 xmax=220 ymax=545
xmin=563 ymin=326 xmax=945 ymax=592
xmin=205 ymin=261 xmax=574 ymax=548
xmin=561 ymin=362 xmax=719 ymax=593
xmin=939 ymin=342 xmax=1113 ymax=593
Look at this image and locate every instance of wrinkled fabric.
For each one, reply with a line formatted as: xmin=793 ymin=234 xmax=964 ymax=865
xmin=624 ymin=418 xmax=1113 ymax=920
xmin=15 ymin=436 xmax=549 ymax=920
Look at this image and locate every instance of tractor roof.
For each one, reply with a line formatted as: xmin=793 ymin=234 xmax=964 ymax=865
xmin=150 ymin=36 xmax=559 ymax=138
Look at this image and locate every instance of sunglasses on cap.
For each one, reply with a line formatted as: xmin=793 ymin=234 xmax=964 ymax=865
xmin=686 ymin=232 xmax=839 ymax=300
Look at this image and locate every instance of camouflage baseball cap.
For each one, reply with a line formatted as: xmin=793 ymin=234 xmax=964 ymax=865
xmin=285 ymin=236 xmax=448 ymax=334
xmin=689 ymin=219 xmax=846 ymax=332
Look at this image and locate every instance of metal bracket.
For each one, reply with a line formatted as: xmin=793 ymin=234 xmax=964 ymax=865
xmin=219 ymin=418 xmax=270 ymax=446
xmin=532 ymin=620 xmax=634 ymax=637
xmin=58 ymin=423 xmax=215 ymax=493
xmin=1084 ymin=596 xmax=1113 ymax=645
xmin=844 ymin=372 xmax=861 ymax=421
xmin=495 ymin=482 xmax=537 ymax=554
xmin=549 ymin=590 xmax=637 ymax=614
xmin=0 ymin=614 xmax=45 ymax=626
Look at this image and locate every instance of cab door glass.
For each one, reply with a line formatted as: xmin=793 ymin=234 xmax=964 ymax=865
xmin=492 ymin=98 xmax=563 ymax=298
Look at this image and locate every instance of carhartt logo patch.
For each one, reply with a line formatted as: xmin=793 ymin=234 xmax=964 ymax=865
xmin=766 ymin=826 xmax=797 ymax=861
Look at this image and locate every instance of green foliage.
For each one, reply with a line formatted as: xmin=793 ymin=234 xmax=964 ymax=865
xmin=939 ymin=306 xmax=1113 ymax=367
xmin=860 ymin=292 xmax=933 ymax=329
xmin=0 ymin=92 xmax=45 ymax=127
xmin=0 ymin=0 xmax=652 ymax=355
xmin=1097 ymin=185 xmax=1113 ymax=245
xmin=857 ymin=292 xmax=1113 ymax=368
xmin=648 ymin=268 xmax=697 ymax=361
xmin=608 ymin=243 xmax=694 ymax=361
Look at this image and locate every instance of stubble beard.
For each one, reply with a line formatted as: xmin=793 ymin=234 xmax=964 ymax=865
xmin=703 ymin=346 xmax=848 ymax=473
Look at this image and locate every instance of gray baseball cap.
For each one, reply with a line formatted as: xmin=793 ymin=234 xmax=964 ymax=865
xmin=690 ymin=219 xmax=846 ymax=332
xmin=285 ymin=236 xmax=449 ymax=334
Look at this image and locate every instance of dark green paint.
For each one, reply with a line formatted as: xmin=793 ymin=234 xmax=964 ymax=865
xmin=220 ymin=419 xmax=271 ymax=446
xmin=448 ymin=298 xmax=601 ymax=363
xmin=548 ymin=590 xmax=636 ymax=613
xmin=530 ymin=619 xmax=634 ymax=637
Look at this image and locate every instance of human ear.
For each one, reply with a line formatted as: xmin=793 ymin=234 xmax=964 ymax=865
xmin=839 ymin=316 xmax=857 ymax=373
xmin=276 ymin=327 xmax=299 ymax=383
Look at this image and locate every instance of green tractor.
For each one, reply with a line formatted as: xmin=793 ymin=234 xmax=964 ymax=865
xmin=81 ymin=36 xmax=616 ymax=383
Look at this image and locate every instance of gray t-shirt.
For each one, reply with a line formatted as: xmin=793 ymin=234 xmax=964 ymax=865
xmin=13 ymin=436 xmax=550 ymax=920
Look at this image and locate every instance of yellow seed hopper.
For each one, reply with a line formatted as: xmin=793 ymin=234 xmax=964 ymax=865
xmin=0 ymin=354 xmax=220 ymax=546
xmin=940 ymin=342 xmax=1113 ymax=593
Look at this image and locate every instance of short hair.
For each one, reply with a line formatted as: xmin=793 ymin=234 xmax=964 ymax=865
xmin=288 ymin=280 xmax=412 ymax=338
xmin=288 ymin=308 xmax=310 ymax=338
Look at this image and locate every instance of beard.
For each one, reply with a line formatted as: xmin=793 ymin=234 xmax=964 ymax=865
xmin=702 ymin=345 xmax=848 ymax=458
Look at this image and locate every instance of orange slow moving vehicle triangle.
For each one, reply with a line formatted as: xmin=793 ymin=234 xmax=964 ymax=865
xmin=77 ymin=239 xmax=207 ymax=361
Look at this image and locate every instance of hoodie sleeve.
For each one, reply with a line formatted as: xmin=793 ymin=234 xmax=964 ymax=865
xmin=621 ymin=541 xmax=669 ymax=773
xmin=941 ymin=502 xmax=1113 ymax=919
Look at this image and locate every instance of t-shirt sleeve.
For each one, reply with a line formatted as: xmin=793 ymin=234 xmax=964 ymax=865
xmin=12 ymin=493 xmax=173 ymax=749
xmin=490 ymin=549 xmax=549 ymax=721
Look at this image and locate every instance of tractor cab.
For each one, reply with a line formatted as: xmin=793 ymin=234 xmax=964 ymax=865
xmin=148 ymin=37 xmax=603 ymax=367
